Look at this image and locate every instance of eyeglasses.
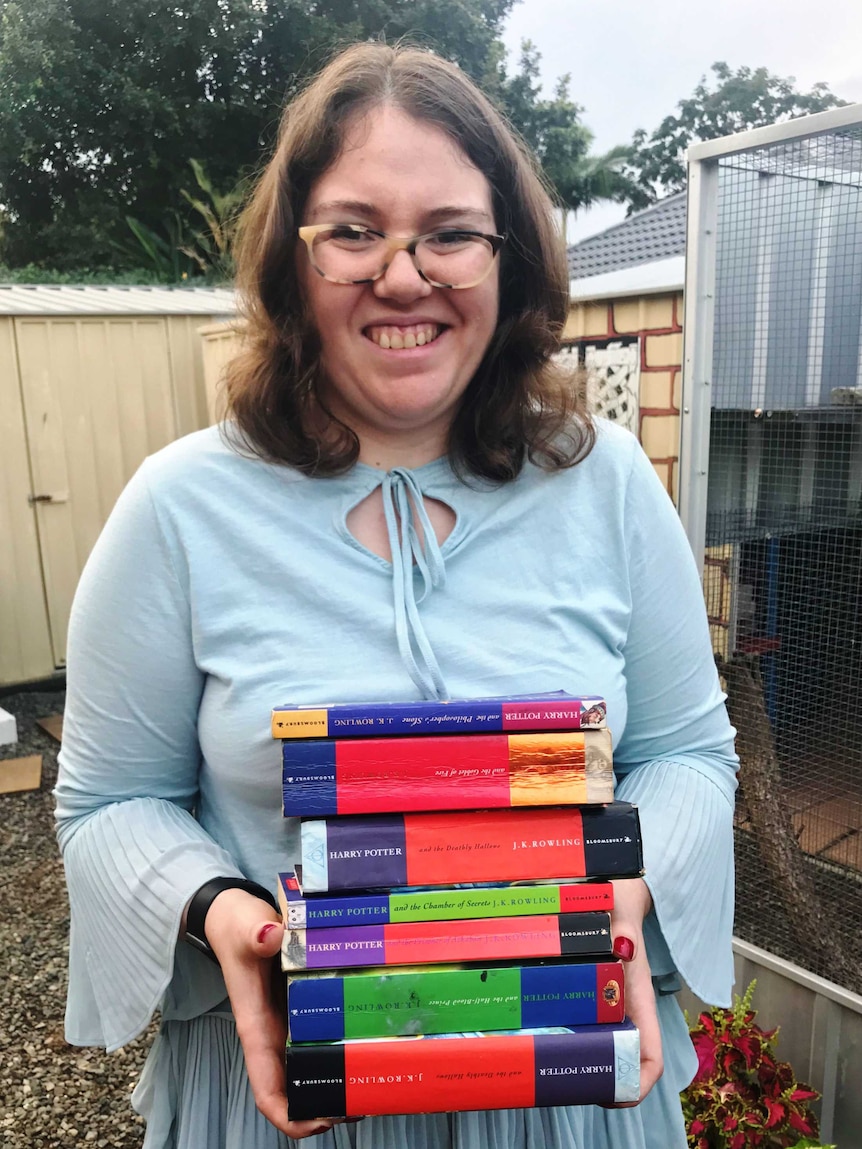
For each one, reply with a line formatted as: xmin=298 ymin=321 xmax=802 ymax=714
xmin=297 ymin=223 xmax=506 ymax=289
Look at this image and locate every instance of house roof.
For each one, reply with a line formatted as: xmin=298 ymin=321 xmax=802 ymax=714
xmin=0 ymin=284 xmax=237 ymax=316
xmin=567 ymin=192 xmax=687 ymax=280
xmin=569 ymin=255 xmax=685 ymax=302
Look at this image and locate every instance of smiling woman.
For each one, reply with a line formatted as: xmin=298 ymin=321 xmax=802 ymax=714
xmin=54 ymin=38 xmax=738 ymax=1149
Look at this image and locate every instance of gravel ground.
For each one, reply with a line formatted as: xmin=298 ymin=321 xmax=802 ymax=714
xmin=0 ymin=687 xmax=152 ymax=1148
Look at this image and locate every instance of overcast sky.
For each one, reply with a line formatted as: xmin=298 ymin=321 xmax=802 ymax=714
xmin=501 ymin=0 xmax=862 ymax=241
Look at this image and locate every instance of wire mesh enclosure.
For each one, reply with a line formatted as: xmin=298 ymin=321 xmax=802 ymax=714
xmin=685 ymin=113 xmax=862 ymax=994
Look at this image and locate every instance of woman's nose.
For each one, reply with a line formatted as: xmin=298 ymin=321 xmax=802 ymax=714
xmin=373 ymin=248 xmax=432 ymax=300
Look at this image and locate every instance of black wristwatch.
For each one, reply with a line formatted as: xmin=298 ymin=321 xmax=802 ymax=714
xmin=184 ymin=877 xmax=279 ymax=963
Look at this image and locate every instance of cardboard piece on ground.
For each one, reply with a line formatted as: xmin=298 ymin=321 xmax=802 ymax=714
xmin=0 ymin=754 xmax=42 ymax=794
xmin=36 ymin=713 xmax=63 ymax=742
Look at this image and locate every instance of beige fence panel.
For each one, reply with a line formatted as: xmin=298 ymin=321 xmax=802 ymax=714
xmin=167 ymin=315 xmax=214 ymax=435
xmin=199 ymin=321 xmax=243 ymax=423
xmin=16 ymin=317 xmax=178 ymax=668
xmin=1 ymin=289 xmax=232 ymax=687
xmin=0 ymin=317 xmax=55 ymax=684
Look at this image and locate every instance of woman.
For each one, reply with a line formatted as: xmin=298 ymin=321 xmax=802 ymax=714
xmin=54 ymin=41 xmax=737 ymax=1149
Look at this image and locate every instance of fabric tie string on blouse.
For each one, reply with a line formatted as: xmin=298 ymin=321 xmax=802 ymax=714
xmin=380 ymin=467 xmax=449 ymax=700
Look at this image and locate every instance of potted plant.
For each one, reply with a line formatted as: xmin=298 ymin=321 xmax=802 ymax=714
xmin=681 ymin=981 xmax=833 ymax=1149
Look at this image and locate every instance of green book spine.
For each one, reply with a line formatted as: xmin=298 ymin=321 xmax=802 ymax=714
xmin=287 ymin=959 xmax=625 ymax=1041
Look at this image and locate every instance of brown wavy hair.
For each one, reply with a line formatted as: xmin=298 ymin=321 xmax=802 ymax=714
xmin=225 ymin=40 xmax=594 ymax=482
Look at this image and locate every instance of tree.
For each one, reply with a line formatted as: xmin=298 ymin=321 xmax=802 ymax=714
xmin=625 ymin=62 xmax=847 ymax=210
xmin=0 ymin=0 xmax=624 ymax=275
xmin=497 ymin=42 xmax=637 ymax=217
xmin=0 ymin=0 xmax=520 ymax=271
xmin=0 ymin=0 xmax=264 ymax=269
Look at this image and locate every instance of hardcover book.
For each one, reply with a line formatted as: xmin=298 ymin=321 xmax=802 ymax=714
xmin=282 ymin=729 xmax=614 ymax=817
xmin=286 ymin=958 xmax=625 ymax=1041
xmin=272 ymin=692 xmax=607 ymax=739
xmin=277 ymin=871 xmax=614 ymax=929
xmin=299 ymin=802 xmax=643 ymax=893
xmin=280 ymin=911 xmax=612 ymax=972
xmin=286 ymin=1020 xmax=640 ymax=1118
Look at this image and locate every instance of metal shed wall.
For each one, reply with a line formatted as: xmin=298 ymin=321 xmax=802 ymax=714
xmin=1 ymin=306 xmax=229 ymax=686
xmin=711 ymin=150 xmax=862 ymax=411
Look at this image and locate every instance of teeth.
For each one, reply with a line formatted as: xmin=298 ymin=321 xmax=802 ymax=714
xmin=366 ymin=324 xmax=440 ymax=348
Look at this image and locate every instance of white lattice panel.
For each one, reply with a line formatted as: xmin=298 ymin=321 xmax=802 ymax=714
xmin=558 ymin=340 xmax=640 ymax=434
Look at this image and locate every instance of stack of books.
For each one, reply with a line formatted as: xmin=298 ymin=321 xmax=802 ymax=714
xmin=273 ymin=693 xmax=644 ymax=1120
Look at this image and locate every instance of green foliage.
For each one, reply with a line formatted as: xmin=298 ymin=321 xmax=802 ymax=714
xmin=119 ymin=214 xmax=197 ymax=282
xmin=0 ymin=0 xmax=626 ymax=275
xmin=115 ymin=161 xmax=246 ymax=282
xmin=0 ymin=263 xmax=167 ymax=284
xmin=625 ymin=62 xmax=847 ymax=209
xmin=178 ymin=159 xmax=247 ymax=281
xmin=0 ymin=0 xmax=520 ymax=271
xmin=496 ymin=42 xmax=639 ymax=214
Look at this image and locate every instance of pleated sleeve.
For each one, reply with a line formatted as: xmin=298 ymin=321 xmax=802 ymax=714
xmin=612 ymin=442 xmax=739 ymax=1006
xmin=54 ymin=460 xmax=243 ymax=1052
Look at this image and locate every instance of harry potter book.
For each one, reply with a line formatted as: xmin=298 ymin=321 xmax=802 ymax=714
xmin=277 ymin=871 xmax=614 ymax=929
xmin=280 ymin=911 xmax=612 ymax=972
xmin=282 ymin=729 xmax=614 ymax=817
xmin=286 ymin=958 xmax=625 ymax=1041
xmin=272 ymin=693 xmax=607 ymax=739
xmin=299 ymin=802 xmax=642 ymax=893
xmin=286 ymin=1020 xmax=640 ymax=1118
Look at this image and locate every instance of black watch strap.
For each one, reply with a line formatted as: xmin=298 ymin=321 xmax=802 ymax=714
xmin=184 ymin=877 xmax=279 ymax=963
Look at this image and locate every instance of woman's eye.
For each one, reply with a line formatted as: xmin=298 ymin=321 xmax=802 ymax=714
xmin=427 ymin=230 xmax=475 ymax=250
xmin=327 ymin=226 xmax=374 ymax=245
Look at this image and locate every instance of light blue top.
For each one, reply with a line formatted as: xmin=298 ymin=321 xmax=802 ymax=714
xmin=54 ymin=419 xmax=738 ymax=1149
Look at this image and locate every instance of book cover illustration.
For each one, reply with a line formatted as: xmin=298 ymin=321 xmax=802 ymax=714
xmin=277 ymin=871 xmax=615 ymax=930
xmin=282 ymin=729 xmax=614 ymax=817
xmin=272 ymin=693 xmax=607 ymax=739
xmin=286 ymin=1020 xmax=640 ymax=1118
xmin=280 ymin=911 xmax=612 ymax=972
xmin=286 ymin=958 xmax=625 ymax=1041
xmin=299 ymin=803 xmax=643 ymax=893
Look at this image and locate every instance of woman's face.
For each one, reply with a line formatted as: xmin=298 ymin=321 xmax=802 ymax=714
xmin=298 ymin=103 xmax=500 ymax=465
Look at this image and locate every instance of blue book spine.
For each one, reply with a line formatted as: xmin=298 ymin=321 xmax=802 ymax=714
xmin=272 ymin=693 xmax=607 ymax=739
xmin=278 ymin=873 xmax=392 ymax=929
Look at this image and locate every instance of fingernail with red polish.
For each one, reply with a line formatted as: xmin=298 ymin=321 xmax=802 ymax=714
xmin=257 ymin=922 xmax=278 ymax=944
xmin=613 ymin=935 xmax=635 ymax=961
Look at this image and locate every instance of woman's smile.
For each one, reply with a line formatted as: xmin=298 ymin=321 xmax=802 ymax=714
xmin=363 ymin=322 xmax=446 ymax=349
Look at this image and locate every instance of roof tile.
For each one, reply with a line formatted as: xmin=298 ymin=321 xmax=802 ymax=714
xmin=568 ymin=193 xmax=687 ymax=279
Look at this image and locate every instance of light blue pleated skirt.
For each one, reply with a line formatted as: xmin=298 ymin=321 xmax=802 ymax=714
xmin=132 ymin=990 xmax=695 ymax=1149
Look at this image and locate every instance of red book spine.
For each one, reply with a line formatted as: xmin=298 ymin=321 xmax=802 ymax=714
xmin=283 ymin=729 xmax=614 ymax=816
xmin=286 ymin=1021 xmax=640 ymax=1117
xmin=299 ymin=803 xmax=644 ymax=893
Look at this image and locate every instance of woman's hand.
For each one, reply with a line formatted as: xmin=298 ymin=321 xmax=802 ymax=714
xmin=201 ymin=889 xmax=336 ymax=1138
xmin=608 ymin=877 xmax=663 ymax=1106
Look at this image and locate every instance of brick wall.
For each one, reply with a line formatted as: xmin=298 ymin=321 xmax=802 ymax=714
xmin=563 ymin=292 xmax=684 ymax=503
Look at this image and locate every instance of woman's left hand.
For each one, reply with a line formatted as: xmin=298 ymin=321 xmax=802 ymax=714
xmin=203 ymin=889 xmax=337 ymax=1138
xmin=607 ymin=877 xmax=663 ymax=1106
